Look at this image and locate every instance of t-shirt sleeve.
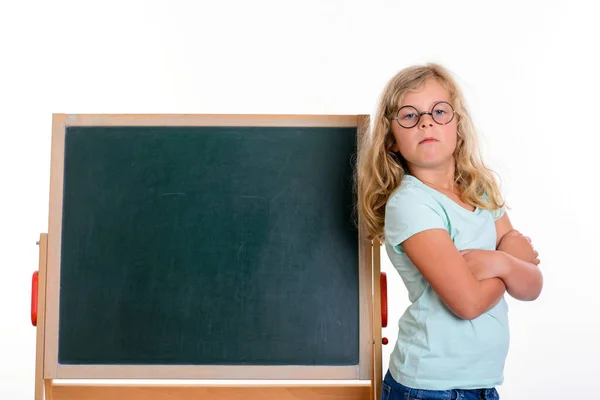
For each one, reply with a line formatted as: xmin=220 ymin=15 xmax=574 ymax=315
xmin=384 ymin=189 xmax=448 ymax=253
xmin=482 ymin=192 xmax=506 ymax=221
xmin=492 ymin=206 xmax=506 ymax=221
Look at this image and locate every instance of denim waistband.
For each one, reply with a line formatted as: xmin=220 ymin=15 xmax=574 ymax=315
xmin=383 ymin=370 xmax=499 ymax=400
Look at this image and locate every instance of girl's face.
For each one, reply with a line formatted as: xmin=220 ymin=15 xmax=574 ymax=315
xmin=390 ymin=78 xmax=458 ymax=172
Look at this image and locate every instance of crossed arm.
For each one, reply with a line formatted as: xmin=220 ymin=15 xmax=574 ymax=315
xmin=464 ymin=213 xmax=544 ymax=302
xmin=401 ymin=213 xmax=543 ymax=320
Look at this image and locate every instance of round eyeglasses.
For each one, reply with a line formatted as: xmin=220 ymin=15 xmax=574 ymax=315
xmin=393 ymin=101 xmax=456 ymax=129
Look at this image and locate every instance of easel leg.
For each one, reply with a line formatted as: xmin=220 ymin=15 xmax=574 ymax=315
xmin=372 ymin=239 xmax=382 ymax=400
xmin=35 ymin=234 xmax=48 ymax=400
xmin=44 ymin=380 xmax=53 ymax=400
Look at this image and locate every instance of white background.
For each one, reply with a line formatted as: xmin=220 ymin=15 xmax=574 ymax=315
xmin=1 ymin=1 xmax=599 ymax=399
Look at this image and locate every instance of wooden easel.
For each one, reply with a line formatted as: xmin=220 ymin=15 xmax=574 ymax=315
xmin=31 ymin=114 xmax=385 ymax=400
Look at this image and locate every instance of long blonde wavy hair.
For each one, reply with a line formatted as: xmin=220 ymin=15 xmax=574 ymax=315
xmin=356 ymin=63 xmax=505 ymax=243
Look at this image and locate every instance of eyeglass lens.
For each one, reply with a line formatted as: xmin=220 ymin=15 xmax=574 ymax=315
xmin=396 ymin=102 xmax=454 ymax=128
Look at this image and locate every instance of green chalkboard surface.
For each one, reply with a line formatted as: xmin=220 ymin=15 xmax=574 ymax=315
xmin=58 ymin=125 xmax=359 ymax=366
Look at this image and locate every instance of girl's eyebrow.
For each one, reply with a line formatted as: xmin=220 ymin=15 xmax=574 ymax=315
xmin=400 ymin=99 xmax=449 ymax=109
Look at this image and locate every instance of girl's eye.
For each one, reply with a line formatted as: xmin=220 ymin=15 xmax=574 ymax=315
xmin=402 ymin=113 xmax=416 ymax=120
xmin=434 ymin=110 xmax=446 ymax=115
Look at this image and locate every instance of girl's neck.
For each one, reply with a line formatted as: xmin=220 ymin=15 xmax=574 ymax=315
xmin=408 ymin=164 xmax=457 ymax=192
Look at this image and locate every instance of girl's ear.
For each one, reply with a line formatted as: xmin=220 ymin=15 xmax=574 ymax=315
xmin=391 ymin=143 xmax=399 ymax=152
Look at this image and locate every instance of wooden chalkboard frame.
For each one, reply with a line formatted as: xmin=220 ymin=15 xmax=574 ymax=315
xmin=36 ymin=113 xmax=383 ymax=400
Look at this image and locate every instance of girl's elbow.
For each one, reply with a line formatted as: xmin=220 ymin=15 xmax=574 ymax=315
xmin=517 ymin=291 xmax=542 ymax=301
xmin=449 ymin=298 xmax=486 ymax=320
xmin=509 ymin=280 xmax=543 ymax=301
xmin=525 ymin=282 xmax=543 ymax=301
xmin=459 ymin=308 xmax=484 ymax=321
xmin=527 ymin=268 xmax=544 ymax=300
xmin=463 ymin=302 xmax=490 ymax=320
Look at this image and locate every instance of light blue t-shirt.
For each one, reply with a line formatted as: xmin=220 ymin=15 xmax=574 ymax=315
xmin=384 ymin=175 xmax=509 ymax=390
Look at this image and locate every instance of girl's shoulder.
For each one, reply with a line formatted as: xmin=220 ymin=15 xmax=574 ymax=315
xmin=387 ymin=175 xmax=437 ymax=206
xmin=386 ymin=176 xmax=446 ymax=218
xmin=384 ymin=176 xmax=449 ymax=250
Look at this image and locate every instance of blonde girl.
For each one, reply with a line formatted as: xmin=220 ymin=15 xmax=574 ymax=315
xmin=357 ymin=63 xmax=543 ymax=400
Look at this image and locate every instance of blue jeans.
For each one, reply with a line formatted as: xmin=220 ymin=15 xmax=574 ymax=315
xmin=381 ymin=370 xmax=499 ymax=400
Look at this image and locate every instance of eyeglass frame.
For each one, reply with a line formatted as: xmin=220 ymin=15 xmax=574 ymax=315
xmin=392 ymin=101 xmax=456 ymax=129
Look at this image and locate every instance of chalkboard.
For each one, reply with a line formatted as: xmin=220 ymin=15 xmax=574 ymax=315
xmin=57 ymin=125 xmax=359 ymax=366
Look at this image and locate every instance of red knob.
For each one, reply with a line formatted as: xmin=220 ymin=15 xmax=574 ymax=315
xmin=382 ymin=337 xmax=389 ymax=345
xmin=31 ymin=271 xmax=38 ymax=326
xmin=381 ymin=272 xmax=388 ymax=327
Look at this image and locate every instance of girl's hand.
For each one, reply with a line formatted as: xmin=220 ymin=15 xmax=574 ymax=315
xmin=460 ymin=250 xmax=507 ymax=281
xmin=498 ymin=230 xmax=540 ymax=265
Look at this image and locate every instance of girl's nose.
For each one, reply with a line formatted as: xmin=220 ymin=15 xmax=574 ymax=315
xmin=420 ymin=115 xmax=434 ymax=129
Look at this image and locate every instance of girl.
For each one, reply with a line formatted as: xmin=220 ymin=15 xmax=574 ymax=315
xmin=356 ymin=64 xmax=543 ymax=400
